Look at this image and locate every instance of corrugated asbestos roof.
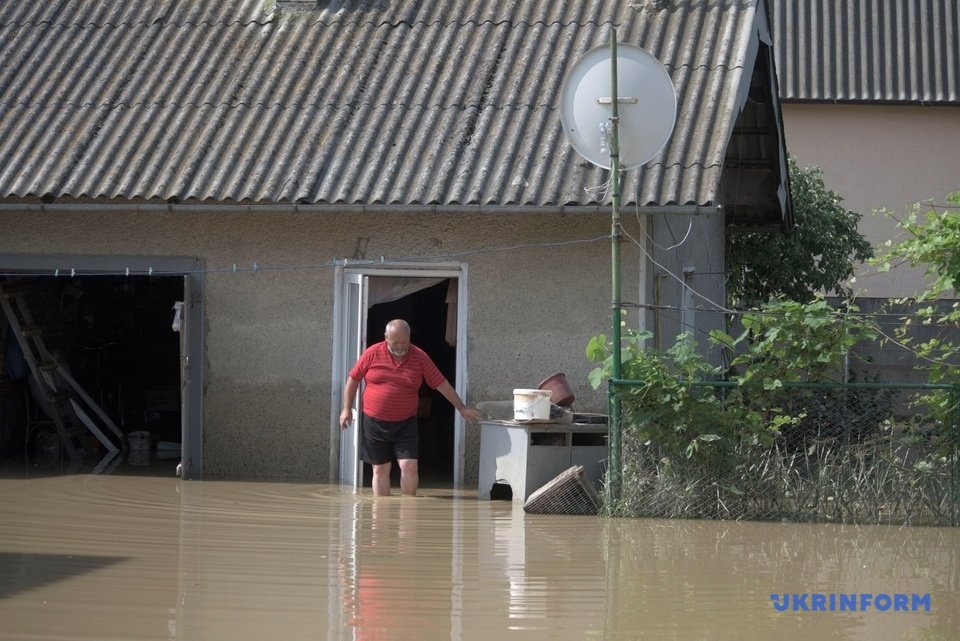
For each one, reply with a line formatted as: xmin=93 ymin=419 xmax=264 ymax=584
xmin=771 ymin=0 xmax=960 ymax=103
xmin=0 ymin=0 xmax=783 ymax=212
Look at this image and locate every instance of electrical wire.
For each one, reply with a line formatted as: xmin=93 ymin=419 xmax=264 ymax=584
xmin=583 ymin=174 xmax=614 ymax=202
xmin=853 ymin=258 xmax=910 ymax=278
xmin=634 ymin=298 xmax=960 ymax=366
xmin=634 ymin=201 xmax=693 ymax=251
xmin=623 ymin=195 xmax=960 ymax=366
xmin=651 ymin=305 xmax=850 ymax=384
xmin=870 ymin=324 xmax=960 ymax=367
xmin=2 ymin=212 xmax=956 ymax=364
xmin=616 ymin=193 xmax=958 ymax=330
xmin=0 ymin=234 xmax=613 ymax=278
xmin=620 ymin=301 xmax=960 ymax=330
xmin=917 ymin=200 xmax=960 ymax=209
xmin=618 ymin=221 xmax=736 ymax=314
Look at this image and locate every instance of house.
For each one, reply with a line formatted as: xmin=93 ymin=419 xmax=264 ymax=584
xmin=770 ymin=0 xmax=960 ymax=381
xmin=0 ymin=0 xmax=790 ymax=484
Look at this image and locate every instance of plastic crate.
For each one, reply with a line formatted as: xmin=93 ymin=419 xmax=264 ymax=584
xmin=523 ymin=465 xmax=602 ymax=515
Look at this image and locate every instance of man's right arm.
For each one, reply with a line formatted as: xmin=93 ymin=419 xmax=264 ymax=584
xmin=339 ymin=376 xmax=360 ymax=430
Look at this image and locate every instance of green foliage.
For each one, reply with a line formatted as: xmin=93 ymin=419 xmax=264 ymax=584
xmin=727 ymin=159 xmax=874 ymax=308
xmin=710 ymin=297 xmax=878 ymax=387
xmin=876 ymin=193 xmax=960 ymax=385
xmin=888 ymin=192 xmax=960 ymax=299
xmin=588 ymin=330 xmax=743 ymax=461
xmin=587 ymin=299 xmax=874 ymax=464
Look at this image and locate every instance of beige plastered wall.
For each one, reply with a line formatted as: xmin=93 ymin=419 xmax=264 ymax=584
xmin=781 ymin=103 xmax=960 ymax=299
xmin=0 ymin=210 xmax=637 ymax=483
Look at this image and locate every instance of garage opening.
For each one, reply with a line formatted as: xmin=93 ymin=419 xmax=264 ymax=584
xmin=363 ymin=278 xmax=457 ymax=487
xmin=0 ymin=275 xmax=183 ymax=474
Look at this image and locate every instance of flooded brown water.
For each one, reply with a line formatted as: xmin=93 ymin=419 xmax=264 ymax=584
xmin=1 ymin=473 xmax=958 ymax=641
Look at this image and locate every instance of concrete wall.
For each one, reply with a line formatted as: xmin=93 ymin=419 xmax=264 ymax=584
xmin=648 ymin=212 xmax=727 ymax=364
xmin=0 ymin=210 xmax=638 ymax=483
xmin=781 ymin=103 xmax=960 ymax=299
xmin=599 ymin=210 xmax=728 ymax=366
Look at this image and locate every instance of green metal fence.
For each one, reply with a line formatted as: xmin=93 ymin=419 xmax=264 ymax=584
xmin=607 ymin=380 xmax=960 ymax=526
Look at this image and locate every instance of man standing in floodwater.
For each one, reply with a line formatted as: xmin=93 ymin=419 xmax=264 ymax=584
xmin=339 ymin=319 xmax=481 ymax=496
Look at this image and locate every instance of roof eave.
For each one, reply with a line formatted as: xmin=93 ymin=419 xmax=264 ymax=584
xmin=0 ymin=202 xmax=723 ymax=216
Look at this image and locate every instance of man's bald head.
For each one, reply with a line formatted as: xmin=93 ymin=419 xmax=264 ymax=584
xmin=385 ymin=319 xmax=411 ymax=357
xmin=385 ymin=319 xmax=410 ymax=336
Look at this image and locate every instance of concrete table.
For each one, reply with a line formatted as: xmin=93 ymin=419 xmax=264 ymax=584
xmin=478 ymin=420 xmax=608 ymax=501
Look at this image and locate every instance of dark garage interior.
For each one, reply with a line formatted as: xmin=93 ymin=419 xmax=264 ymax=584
xmin=0 ymin=275 xmax=183 ymax=470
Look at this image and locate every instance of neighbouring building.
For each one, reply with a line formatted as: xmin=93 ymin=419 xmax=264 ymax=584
xmin=771 ymin=0 xmax=960 ymax=382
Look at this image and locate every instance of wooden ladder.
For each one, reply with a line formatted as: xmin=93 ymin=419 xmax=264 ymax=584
xmin=0 ymin=278 xmax=124 ymax=460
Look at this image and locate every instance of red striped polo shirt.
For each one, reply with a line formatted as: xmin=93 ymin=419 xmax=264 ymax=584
xmin=349 ymin=341 xmax=446 ymax=421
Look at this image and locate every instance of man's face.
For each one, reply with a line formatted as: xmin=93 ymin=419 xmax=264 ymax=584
xmin=385 ymin=330 xmax=410 ymax=358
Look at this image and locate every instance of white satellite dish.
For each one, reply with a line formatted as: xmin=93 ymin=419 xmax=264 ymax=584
xmin=560 ymin=43 xmax=677 ymax=170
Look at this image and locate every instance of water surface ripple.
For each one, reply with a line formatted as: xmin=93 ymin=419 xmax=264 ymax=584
xmin=0 ymin=475 xmax=957 ymax=640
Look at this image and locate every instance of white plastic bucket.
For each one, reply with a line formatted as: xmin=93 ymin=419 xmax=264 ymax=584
xmin=513 ymin=388 xmax=552 ymax=421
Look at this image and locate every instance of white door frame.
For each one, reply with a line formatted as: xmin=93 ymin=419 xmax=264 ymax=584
xmin=336 ymin=271 xmax=369 ymax=488
xmin=330 ymin=261 xmax=469 ymax=487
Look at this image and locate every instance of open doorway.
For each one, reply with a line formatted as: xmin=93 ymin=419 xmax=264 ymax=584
xmin=363 ymin=279 xmax=457 ymax=486
xmin=333 ymin=264 xmax=467 ymax=489
xmin=0 ymin=275 xmax=183 ymax=474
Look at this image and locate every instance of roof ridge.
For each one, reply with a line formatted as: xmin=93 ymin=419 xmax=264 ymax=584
xmin=0 ymin=18 xmax=273 ymax=30
xmin=0 ymin=99 xmax=563 ymax=111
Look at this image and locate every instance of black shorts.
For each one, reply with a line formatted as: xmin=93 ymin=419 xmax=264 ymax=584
xmin=360 ymin=414 xmax=418 ymax=465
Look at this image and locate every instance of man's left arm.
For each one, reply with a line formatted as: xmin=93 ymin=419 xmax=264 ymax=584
xmin=435 ymin=380 xmax=481 ymax=423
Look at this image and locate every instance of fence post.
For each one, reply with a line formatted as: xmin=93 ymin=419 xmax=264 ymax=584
xmin=953 ymin=385 xmax=960 ymax=527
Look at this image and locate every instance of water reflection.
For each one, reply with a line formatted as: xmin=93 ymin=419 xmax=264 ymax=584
xmin=0 ymin=475 xmax=956 ymax=640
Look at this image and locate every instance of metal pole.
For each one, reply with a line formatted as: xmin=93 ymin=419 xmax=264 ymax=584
xmin=608 ymin=30 xmax=623 ymax=504
xmin=954 ymin=385 xmax=960 ymax=526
